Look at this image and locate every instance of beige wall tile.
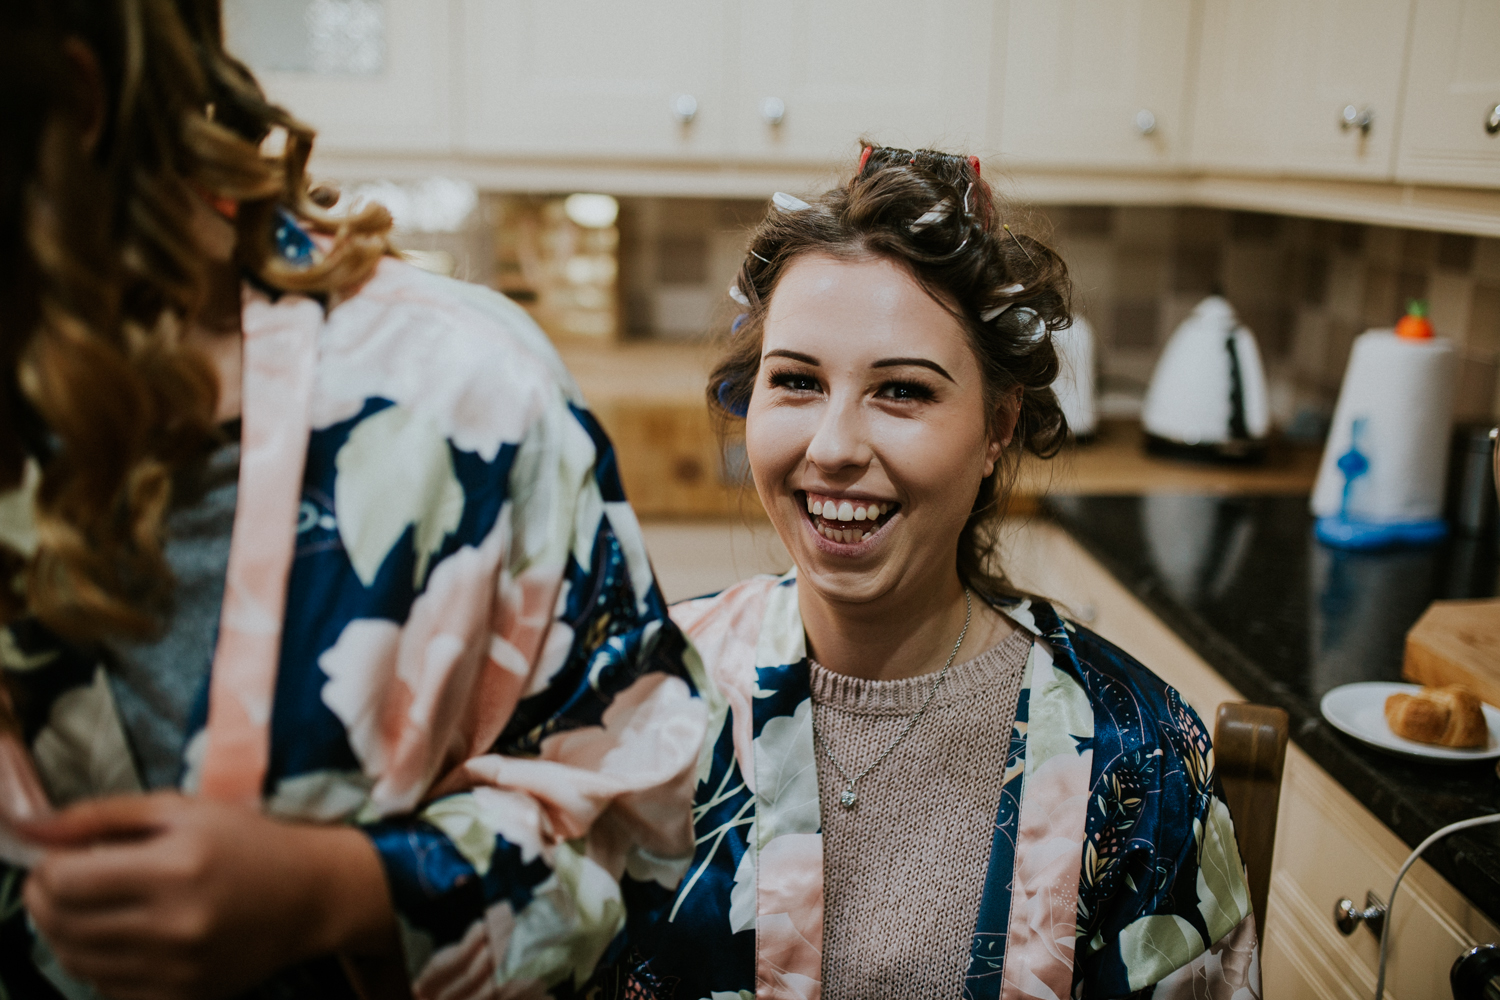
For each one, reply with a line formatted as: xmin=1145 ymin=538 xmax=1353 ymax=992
xmin=1427 ymin=272 xmax=1475 ymax=346
xmin=1470 ymin=284 xmax=1500 ymax=358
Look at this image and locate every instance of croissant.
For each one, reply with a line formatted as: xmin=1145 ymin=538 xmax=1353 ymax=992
xmin=1385 ymin=685 xmax=1489 ymax=748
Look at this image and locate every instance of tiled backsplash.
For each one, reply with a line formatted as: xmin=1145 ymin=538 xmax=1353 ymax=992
xmin=474 ymin=194 xmax=1500 ymax=431
xmin=1043 ymin=206 xmax=1500 ymax=433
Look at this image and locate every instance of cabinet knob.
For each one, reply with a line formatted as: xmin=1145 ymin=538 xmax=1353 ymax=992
xmin=1134 ymin=109 xmax=1157 ymax=135
xmin=1340 ymin=104 xmax=1374 ymax=135
xmin=1487 ymin=103 xmax=1500 ymax=136
xmin=672 ymin=94 xmax=698 ymax=125
xmin=761 ymin=96 xmax=786 ymax=126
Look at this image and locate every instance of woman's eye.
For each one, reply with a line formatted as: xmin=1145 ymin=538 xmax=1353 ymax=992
xmin=878 ymin=381 xmax=935 ymax=402
xmin=769 ymin=371 xmax=820 ymax=393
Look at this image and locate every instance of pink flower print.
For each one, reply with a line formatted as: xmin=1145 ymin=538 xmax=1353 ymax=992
xmin=755 ymin=832 xmax=823 ymax=1000
xmin=465 ymin=565 xmax=564 ymax=754
xmin=320 ymin=525 xmax=508 ymax=815
xmin=1150 ymin=912 xmax=1261 ymax=1000
xmin=672 ymin=578 xmax=771 ymax=793
xmin=412 ymin=901 xmax=552 ymax=1000
xmin=448 ymin=673 xmax=706 ymax=878
xmin=312 ymin=259 xmax=548 ymax=461
xmin=1002 ymin=749 xmax=1094 ymax=1000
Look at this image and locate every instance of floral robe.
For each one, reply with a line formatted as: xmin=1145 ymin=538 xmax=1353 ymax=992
xmin=0 ymin=254 xmax=708 ymax=998
xmin=609 ymin=572 xmax=1261 ymax=1000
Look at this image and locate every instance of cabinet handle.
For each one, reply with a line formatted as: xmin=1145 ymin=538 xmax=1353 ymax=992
xmin=1340 ymin=104 xmax=1374 ymax=135
xmin=1134 ymin=109 xmax=1157 ymax=136
xmin=761 ymin=96 xmax=786 ymax=126
xmin=672 ymin=94 xmax=698 ymax=125
xmin=1334 ymin=891 xmax=1386 ymax=937
xmin=1487 ymin=103 xmax=1500 ymax=136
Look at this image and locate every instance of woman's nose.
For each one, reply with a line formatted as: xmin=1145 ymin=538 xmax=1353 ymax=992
xmin=805 ymin=395 xmax=871 ymax=473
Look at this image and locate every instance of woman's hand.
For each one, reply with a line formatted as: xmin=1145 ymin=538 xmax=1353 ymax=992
xmin=20 ymin=792 xmax=398 ymax=1000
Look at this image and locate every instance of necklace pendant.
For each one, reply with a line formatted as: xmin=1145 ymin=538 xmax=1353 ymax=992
xmin=839 ymin=787 xmax=858 ymax=809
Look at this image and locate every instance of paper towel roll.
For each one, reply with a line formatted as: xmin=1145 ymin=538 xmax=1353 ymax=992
xmin=1310 ymin=330 xmax=1456 ymax=523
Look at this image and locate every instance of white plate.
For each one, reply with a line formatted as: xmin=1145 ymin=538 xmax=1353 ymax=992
xmin=1320 ymin=682 xmax=1500 ymax=763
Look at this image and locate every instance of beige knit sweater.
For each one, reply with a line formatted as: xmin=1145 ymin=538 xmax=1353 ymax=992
xmin=810 ymin=627 xmax=1031 ymax=999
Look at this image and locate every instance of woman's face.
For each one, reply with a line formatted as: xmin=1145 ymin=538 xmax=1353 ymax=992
xmin=745 ymin=254 xmax=1011 ymax=607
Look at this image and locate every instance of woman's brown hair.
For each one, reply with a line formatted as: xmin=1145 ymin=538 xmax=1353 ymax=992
xmin=2 ymin=0 xmax=392 ymax=641
xmin=708 ymin=143 xmax=1071 ymax=603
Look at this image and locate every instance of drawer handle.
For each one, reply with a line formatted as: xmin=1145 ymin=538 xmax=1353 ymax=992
xmin=1334 ymin=891 xmax=1386 ymax=938
xmin=1487 ymin=103 xmax=1500 ymax=136
xmin=1134 ymin=109 xmax=1157 ymax=136
xmin=672 ymin=94 xmax=698 ymax=125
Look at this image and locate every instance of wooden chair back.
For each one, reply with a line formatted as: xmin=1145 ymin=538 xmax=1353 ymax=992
xmin=1213 ymin=702 xmax=1290 ymax=942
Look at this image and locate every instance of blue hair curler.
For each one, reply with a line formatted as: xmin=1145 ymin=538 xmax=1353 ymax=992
xmin=716 ymin=380 xmax=748 ymax=418
xmin=731 ymin=312 xmax=748 ymax=335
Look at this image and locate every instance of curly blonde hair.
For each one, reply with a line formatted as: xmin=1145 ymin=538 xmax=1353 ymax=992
xmin=3 ymin=0 xmax=393 ymax=641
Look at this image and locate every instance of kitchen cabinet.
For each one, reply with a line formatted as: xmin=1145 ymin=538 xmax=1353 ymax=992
xmin=1000 ymin=519 xmax=1500 ymax=999
xmin=1395 ymin=0 xmax=1500 ymax=188
xmin=225 ymin=0 xmax=455 ymax=154
xmin=1190 ymin=0 xmax=1414 ymax=181
xmin=731 ymin=0 xmax=995 ymax=162
xmin=457 ymin=0 xmax=734 ymax=160
xmin=995 ymin=0 xmax=1195 ymax=170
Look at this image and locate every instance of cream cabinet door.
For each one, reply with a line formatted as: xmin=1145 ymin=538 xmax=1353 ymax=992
xmin=1396 ymin=0 xmax=1500 ymax=188
xmin=225 ymin=0 xmax=455 ymax=154
xmin=995 ymin=0 xmax=1195 ymax=169
xmin=1190 ymin=0 xmax=1414 ymax=180
xmin=731 ymin=0 xmax=995 ymax=164
xmin=457 ymin=0 xmax=732 ymax=159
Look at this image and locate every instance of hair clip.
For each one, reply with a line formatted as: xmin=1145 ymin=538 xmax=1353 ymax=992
xmin=910 ymin=202 xmax=950 ymax=233
xmin=857 ymin=146 xmax=873 ymax=174
xmin=772 ymin=192 xmax=811 ymax=212
xmin=717 ymin=380 xmax=748 ymax=418
xmin=1002 ymin=224 xmax=1037 ymax=266
xmin=981 ymin=283 xmax=1025 ymax=322
xmin=750 ymin=250 xmax=772 ymax=264
xmin=728 ymin=283 xmax=750 ymax=306
xmin=731 ymin=312 xmax=749 ymax=335
xmin=968 ymin=155 xmax=982 ymax=178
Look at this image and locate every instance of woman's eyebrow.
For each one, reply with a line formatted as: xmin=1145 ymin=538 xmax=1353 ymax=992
xmin=872 ymin=357 xmax=956 ymax=383
xmin=763 ymin=349 xmax=821 ymax=365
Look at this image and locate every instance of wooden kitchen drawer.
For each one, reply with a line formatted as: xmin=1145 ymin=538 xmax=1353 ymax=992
xmin=1263 ymin=744 xmax=1500 ymax=999
xmin=592 ymin=398 xmax=764 ymax=519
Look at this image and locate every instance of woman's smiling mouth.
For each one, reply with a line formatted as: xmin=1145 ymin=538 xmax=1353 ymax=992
xmin=799 ymin=491 xmax=901 ymax=546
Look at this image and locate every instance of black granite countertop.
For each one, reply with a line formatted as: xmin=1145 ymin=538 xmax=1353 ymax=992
xmin=1046 ymin=494 xmax=1500 ymax=923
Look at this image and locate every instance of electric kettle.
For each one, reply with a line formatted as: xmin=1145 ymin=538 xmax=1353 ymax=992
xmin=1141 ymin=296 xmax=1270 ymax=461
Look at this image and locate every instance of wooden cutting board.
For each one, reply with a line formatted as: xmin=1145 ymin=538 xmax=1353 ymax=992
xmin=1404 ymin=599 xmax=1500 ymax=707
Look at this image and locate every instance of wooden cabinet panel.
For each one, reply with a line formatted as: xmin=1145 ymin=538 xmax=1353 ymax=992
xmin=996 ymin=0 xmax=1195 ymax=170
xmin=731 ymin=0 xmax=995 ymax=163
xmin=457 ymin=0 xmax=733 ymax=159
xmin=1263 ymin=744 xmax=1500 ymax=999
xmin=227 ymin=0 xmax=455 ymax=154
xmin=1396 ymin=0 xmax=1500 ymax=187
xmin=1190 ymin=0 xmax=1414 ymax=180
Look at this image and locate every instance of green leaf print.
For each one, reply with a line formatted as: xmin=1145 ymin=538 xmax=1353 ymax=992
xmin=335 ymin=403 xmax=464 ymax=588
xmin=1196 ymin=794 xmax=1252 ymax=942
xmin=1118 ymin=914 xmax=1206 ymax=991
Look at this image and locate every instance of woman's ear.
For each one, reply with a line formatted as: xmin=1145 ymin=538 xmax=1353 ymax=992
xmin=60 ymin=38 xmax=107 ymax=156
xmin=982 ymin=388 xmax=1023 ymax=477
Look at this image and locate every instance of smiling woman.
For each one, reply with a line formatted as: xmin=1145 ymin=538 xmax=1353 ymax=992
xmin=598 ymin=146 xmax=1264 ymax=1000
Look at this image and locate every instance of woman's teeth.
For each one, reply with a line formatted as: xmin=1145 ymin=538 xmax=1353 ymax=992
xmin=804 ymin=494 xmax=893 ymax=544
xmin=806 ymin=497 xmax=887 ymax=521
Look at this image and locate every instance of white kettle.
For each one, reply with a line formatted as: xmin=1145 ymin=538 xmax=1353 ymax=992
xmin=1141 ymin=296 xmax=1270 ymax=461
